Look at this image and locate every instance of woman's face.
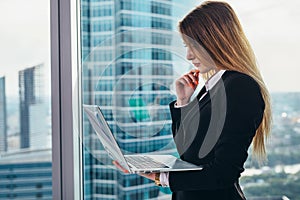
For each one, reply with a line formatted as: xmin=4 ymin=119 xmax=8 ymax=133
xmin=186 ymin=46 xmax=216 ymax=74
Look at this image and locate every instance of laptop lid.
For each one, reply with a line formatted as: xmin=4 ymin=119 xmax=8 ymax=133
xmin=83 ymin=104 xmax=130 ymax=171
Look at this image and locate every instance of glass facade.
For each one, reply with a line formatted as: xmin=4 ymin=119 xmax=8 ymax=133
xmin=80 ymin=0 xmax=192 ymax=199
xmin=19 ymin=64 xmax=49 ymax=150
xmin=0 ymin=151 xmax=52 ymax=199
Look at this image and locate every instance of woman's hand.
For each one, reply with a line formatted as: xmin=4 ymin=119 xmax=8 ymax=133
xmin=139 ymin=172 xmax=156 ymax=181
xmin=175 ymin=69 xmax=200 ymax=105
xmin=112 ymin=161 xmax=157 ymax=181
xmin=112 ymin=160 xmax=129 ymax=173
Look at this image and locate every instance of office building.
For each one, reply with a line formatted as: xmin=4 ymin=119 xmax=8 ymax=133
xmin=0 ymin=149 xmax=52 ymax=199
xmin=0 ymin=76 xmax=7 ymax=153
xmin=19 ymin=64 xmax=48 ymax=149
xmin=81 ymin=0 xmax=192 ymax=199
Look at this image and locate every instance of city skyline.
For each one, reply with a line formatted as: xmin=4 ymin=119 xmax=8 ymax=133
xmin=0 ymin=63 xmax=50 ymax=153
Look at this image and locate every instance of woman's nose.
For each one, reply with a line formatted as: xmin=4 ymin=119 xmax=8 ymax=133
xmin=186 ymin=47 xmax=195 ymax=60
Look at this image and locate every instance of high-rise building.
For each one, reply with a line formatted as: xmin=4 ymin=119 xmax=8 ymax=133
xmin=0 ymin=149 xmax=52 ymax=199
xmin=0 ymin=76 xmax=7 ymax=153
xmin=19 ymin=64 xmax=48 ymax=150
xmin=81 ymin=0 xmax=193 ymax=199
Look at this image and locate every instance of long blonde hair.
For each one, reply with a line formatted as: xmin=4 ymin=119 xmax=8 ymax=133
xmin=179 ymin=1 xmax=272 ymax=163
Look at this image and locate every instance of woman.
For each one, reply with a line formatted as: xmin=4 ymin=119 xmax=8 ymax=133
xmin=114 ymin=1 xmax=272 ymax=199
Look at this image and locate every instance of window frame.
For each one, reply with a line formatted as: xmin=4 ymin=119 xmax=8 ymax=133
xmin=50 ymin=0 xmax=81 ymax=199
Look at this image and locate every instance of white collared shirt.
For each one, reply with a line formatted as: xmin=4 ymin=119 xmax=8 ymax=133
xmin=205 ymin=69 xmax=226 ymax=91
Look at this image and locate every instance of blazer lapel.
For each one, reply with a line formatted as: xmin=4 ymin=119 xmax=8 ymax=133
xmin=196 ymin=86 xmax=207 ymax=100
xmin=197 ymin=86 xmax=211 ymax=111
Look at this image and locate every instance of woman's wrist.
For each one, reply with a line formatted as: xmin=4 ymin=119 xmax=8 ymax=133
xmin=155 ymin=173 xmax=169 ymax=187
xmin=154 ymin=173 xmax=161 ymax=186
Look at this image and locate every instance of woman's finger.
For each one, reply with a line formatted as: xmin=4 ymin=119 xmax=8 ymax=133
xmin=139 ymin=173 xmax=156 ymax=181
xmin=186 ymin=72 xmax=198 ymax=85
xmin=182 ymin=74 xmax=197 ymax=89
xmin=190 ymin=69 xmax=200 ymax=74
xmin=112 ymin=161 xmax=129 ymax=173
xmin=190 ymin=69 xmax=200 ymax=77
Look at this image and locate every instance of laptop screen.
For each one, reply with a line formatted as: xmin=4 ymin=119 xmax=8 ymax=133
xmin=83 ymin=105 xmax=130 ymax=170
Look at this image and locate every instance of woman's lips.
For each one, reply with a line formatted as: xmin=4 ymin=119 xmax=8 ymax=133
xmin=193 ymin=63 xmax=201 ymax=67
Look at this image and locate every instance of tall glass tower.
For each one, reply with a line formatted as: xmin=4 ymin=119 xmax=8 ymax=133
xmin=19 ymin=64 xmax=48 ymax=150
xmin=81 ymin=0 xmax=194 ymax=199
xmin=0 ymin=76 xmax=7 ymax=153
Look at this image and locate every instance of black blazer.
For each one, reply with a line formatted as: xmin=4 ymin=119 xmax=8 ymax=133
xmin=168 ymin=71 xmax=265 ymax=200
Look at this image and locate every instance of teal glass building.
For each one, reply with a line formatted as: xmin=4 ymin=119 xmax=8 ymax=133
xmin=81 ymin=0 xmax=194 ymax=199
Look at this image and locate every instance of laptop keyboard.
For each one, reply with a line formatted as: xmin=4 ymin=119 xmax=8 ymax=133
xmin=126 ymin=156 xmax=168 ymax=169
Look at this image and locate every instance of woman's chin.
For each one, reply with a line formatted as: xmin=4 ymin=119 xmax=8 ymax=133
xmin=198 ymin=68 xmax=210 ymax=74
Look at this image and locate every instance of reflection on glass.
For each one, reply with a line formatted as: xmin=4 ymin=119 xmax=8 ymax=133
xmin=0 ymin=1 xmax=51 ymax=199
xmin=80 ymin=1 xmax=194 ymax=199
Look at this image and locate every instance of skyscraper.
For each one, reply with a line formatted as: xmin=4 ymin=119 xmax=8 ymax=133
xmin=19 ymin=64 xmax=48 ymax=150
xmin=81 ymin=0 xmax=193 ymax=199
xmin=0 ymin=76 xmax=7 ymax=153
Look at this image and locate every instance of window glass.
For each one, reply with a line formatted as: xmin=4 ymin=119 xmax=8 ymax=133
xmin=0 ymin=0 xmax=52 ymax=199
xmin=80 ymin=0 xmax=300 ymax=199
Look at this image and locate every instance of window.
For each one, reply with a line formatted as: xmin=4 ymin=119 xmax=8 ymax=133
xmin=226 ymin=1 xmax=300 ymax=199
xmin=49 ymin=0 xmax=300 ymax=199
xmin=0 ymin=1 xmax=52 ymax=199
xmin=79 ymin=1 xmax=300 ymax=199
xmin=79 ymin=0 xmax=191 ymax=199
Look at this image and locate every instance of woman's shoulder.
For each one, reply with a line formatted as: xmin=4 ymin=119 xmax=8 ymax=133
xmin=222 ymin=70 xmax=259 ymax=88
xmin=220 ymin=70 xmax=263 ymax=101
xmin=221 ymin=70 xmax=265 ymax=114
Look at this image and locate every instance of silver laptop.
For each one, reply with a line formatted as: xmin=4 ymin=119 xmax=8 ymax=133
xmin=83 ymin=104 xmax=203 ymax=173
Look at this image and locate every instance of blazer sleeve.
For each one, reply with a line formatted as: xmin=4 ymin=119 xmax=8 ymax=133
xmin=168 ymin=75 xmax=265 ymax=191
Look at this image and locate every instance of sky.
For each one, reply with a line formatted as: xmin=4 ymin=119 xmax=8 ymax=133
xmin=0 ymin=0 xmax=299 ymax=97
xmin=0 ymin=0 xmax=50 ymax=97
xmin=227 ymin=0 xmax=300 ymax=92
